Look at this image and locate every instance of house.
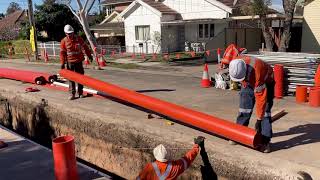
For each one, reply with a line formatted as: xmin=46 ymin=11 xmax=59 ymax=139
xmin=95 ymin=0 xmax=285 ymax=54
xmin=301 ymin=0 xmax=320 ymax=53
xmin=119 ymin=0 xmax=236 ymax=53
xmin=90 ymin=0 xmax=134 ymax=45
xmin=0 ymin=10 xmax=28 ymax=41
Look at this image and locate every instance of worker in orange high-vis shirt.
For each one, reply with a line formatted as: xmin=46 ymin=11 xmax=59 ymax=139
xmin=60 ymin=24 xmax=93 ymax=100
xmin=137 ymin=136 xmax=205 ymax=180
xmin=228 ymin=56 xmax=274 ymax=153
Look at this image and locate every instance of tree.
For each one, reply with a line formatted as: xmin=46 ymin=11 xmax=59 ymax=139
xmin=0 ymin=13 xmax=5 ymax=19
xmin=278 ymin=0 xmax=299 ymax=52
xmin=241 ymin=0 xmax=275 ymax=51
xmin=57 ymin=0 xmax=98 ymax=53
xmin=6 ymin=2 xmax=22 ymax=15
xmin=34 ymin=0 xmax=81 ymax=41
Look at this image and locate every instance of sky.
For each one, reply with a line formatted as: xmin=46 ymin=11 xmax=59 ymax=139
xmin=0 ymin=0 xmax=101 ymax=14
xmin=0 ymin=0 xmax=283 ymax=14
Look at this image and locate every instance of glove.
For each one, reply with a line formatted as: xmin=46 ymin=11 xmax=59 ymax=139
xmin=194 ymin=136 xmax=205 ymax=147
xmin=255 ymin=120 xmax=262 ymax=133
xmin=61 ymin=64 xmax=65 ymax=69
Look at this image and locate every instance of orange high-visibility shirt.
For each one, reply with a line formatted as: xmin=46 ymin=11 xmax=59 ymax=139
xmin=237 ymin=55 xmax=274 ymax=120
xmin=60 ymin=35 xmax=92 ymax=65
xmin=137 ymin=145 xmax=200 ymax=180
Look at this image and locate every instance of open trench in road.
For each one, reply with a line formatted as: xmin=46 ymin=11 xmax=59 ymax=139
xmin=0 ymin=91 xmax=283 ymax=180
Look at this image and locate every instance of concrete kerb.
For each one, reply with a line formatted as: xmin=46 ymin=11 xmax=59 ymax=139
xmin=0 ymin=82 xmax=317 ymax=179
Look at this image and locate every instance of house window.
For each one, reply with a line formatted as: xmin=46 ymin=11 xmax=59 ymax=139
xmin=198 ymin=24 xmax=215 ymax=39
xmin=135 ymin=26 xmax=150 ymax=41
xmin=105 ymin=5 xmax=115 ymax=16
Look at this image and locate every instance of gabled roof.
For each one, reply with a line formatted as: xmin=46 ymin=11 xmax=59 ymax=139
xmin=0 ymin=10 xmax=26 ymax=31
xmin=216 ymin=0 xmax=250 ymax=8
xmin=141 ymin=0 xmax=178 ymax=15
xmin=100 ymin=0 xmax=133 ymax=5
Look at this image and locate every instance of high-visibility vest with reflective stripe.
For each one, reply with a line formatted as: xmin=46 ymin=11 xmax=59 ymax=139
xmin=243 ymin=56 xmax=271 ymax=92
xmin=151 ymin=162 xmax=172 ymax=180
xmin=61 ymin=36 xmax=85 ymax=63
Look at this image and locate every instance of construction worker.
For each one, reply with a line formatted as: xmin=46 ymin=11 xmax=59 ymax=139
xmin=137 ymin=136 xmax=205 ymax=180
xmin=228 ymin=56 xmax=274 ymax=153
xmin=0 ymin=140 xmax=7 ymax=149
xmin=215 ymin=44 xmax=247 ymax=90
xmin=60 ymin=24 xmax=93 ymax=100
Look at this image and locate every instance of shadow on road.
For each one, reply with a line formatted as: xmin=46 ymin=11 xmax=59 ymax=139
xmin=272 ymin=123 xmax=320 ymax=152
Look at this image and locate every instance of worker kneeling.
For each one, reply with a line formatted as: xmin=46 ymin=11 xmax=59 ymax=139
xmin=137 ymin=136 xmax=205 ymax=179
xmin=229 ymin=56 xmax=274 ymax=153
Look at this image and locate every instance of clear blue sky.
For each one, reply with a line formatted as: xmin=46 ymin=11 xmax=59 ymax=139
xmin=0 ymin=0 xmax=283 ymax=14
xmin=0 ymin=0 xmax=100 ymax=14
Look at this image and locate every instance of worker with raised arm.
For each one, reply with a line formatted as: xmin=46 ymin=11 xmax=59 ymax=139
xmin=137 ymin=136 xmax=205 ymax=180
xmin=60 ymin=24 xmax=93 ymax=100
xmin=228 ymin=55 xmax=274 ymax=153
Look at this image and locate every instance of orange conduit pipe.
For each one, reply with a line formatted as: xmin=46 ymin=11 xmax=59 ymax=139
xmin=274 ymin=64 xmax=284 ymax=98
xmin=0 ymin=68 xmax=46 ymax=84
xmin=52 ymin=135 xmax=79 ymax=180
xmin=60 ymin=69 xmax=261 ymax=148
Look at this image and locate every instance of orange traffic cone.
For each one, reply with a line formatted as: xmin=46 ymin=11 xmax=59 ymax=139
xmin=84 ymin=56 xmax=90 ymax=67
xmin=152 ymin=53 xmax=157 ymax=60
xmin=201 ymin=64 xmax=211 ymax=88
xmin=176 ymin=53 xmax=181 ymax=59
xmin=98 ymin=56 xmax=106 ymax=67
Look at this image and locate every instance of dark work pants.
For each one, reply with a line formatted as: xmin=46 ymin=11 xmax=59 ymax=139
xmin=236 ymin=82 xmax=275 ymax=144
xmin=67 ymin=61 xmax=84 ymax=96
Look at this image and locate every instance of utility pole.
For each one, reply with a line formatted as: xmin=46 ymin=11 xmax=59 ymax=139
xmin=28 ymin=0 xmax=39 ymax=60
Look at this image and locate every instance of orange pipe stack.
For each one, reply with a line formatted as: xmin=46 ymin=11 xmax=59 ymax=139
xmin=309 ymin=87 xmax=320 ymax=107
xmin=52 ymin=135 xmax=79 ymax=180
xmin=295 ymin=85 xmax=308 ymax=103
xmin=274 ymin=64 xmax=284 ymax=99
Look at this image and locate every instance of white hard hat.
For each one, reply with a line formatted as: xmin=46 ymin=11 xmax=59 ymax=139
xmin=229 ymin=59 xmax=247 ymax=82
xmin=153 ymin=144 xmax=168 ymax=162
xmin=64 ymin=24 xmax=74 ymax=33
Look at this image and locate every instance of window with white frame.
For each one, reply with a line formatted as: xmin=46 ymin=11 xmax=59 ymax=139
xmin=135 ymin=26 xmax=150 ymax=41
xmin=198 ymin=24 xmax=215 ymax=39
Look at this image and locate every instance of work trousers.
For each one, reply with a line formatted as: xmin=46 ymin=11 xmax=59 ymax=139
xmin=67 ymin=61 xmax=84 ymax=96
xmin=236 ymin=82 xmax=275 ymax=144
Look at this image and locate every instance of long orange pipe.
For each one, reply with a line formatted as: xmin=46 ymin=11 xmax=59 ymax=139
xmin=60 ymin=69 xmax=261 ymax=148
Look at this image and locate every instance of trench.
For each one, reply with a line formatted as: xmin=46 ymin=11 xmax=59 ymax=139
xmin=0 ymin=93 xmax=285 ymax=180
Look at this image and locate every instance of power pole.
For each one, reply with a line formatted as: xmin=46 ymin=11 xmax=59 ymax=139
xmin=28 ymin=0 xmax=39 ymax=60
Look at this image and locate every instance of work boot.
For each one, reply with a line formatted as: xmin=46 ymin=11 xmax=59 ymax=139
xmin=228 ymin=140 xmax=237 ymax=145
xmin=0 ymin=140 xmax=8 ymax=149
xmin=79 ymin=94 xmax=85 ymax=98
xmin=262 ymin=143 xmax=271 ymax=153
xmin=68 ymin=95 xmax=76 ymax=100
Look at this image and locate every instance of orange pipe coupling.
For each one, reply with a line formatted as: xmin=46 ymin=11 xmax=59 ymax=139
xmin=59 ymin=70 xmax=261 ymax=148
xmin=295 ymin=85 xmax=308 ymax=103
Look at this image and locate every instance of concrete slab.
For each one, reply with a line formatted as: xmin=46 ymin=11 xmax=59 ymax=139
xmin=0 ymin=126 xmax=111 ymax=180
xmin=0 ymin=61 xmax=319 ymax=179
